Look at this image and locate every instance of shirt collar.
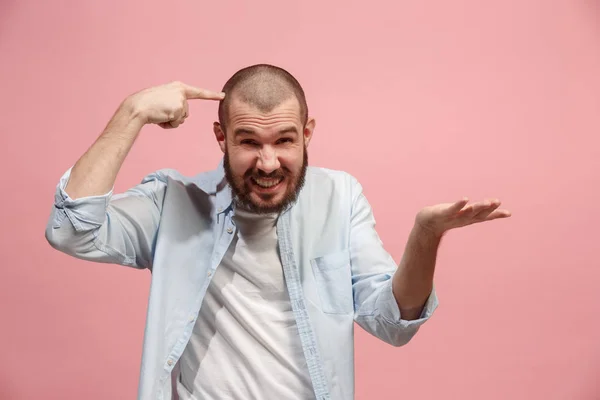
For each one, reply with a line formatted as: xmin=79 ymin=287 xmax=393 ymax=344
xmin=195 ymin=158 xmax=234 ymax=216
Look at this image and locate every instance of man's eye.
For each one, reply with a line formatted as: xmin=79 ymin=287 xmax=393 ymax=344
xmin=277 ymin=138 xmax=293 ymax=144
xmin=241 ymin=140 xmax=258 ymax=146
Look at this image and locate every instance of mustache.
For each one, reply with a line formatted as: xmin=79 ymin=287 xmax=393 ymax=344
xmin=246 ymin=169 xmax=288 ymax=179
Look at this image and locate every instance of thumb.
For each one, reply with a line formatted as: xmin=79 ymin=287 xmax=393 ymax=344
xmin=182 ymin=83 xmax=225 ymax=100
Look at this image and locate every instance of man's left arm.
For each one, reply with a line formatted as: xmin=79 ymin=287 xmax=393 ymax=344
xmin=393 ymin=198 xmax=512 ymax=320
xmin=350 ymin=178 xmax=511 ymax=346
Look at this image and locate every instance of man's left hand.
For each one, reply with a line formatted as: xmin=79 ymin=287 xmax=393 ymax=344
xmin=415 ymin=198 xmax=511 ymax=238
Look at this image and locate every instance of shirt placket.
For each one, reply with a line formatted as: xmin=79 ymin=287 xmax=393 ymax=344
xmin=277 ymin=212 xmax=331 ymax=400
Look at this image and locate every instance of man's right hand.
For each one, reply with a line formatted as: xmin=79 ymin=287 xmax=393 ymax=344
xmin=125 ymin=81 xmax=225 ymax=129
xmin=63 ymin=81 xmax=224 ymax=199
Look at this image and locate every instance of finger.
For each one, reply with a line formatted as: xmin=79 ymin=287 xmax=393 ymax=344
xmin=485 ymin=209 xmax=512 ymax=220
xmin=158 ymin=122 xmax=176 ymax=129
xmin=182 ymin=101 xmax=189 ymax=119
xmin=168 ymin=107 xmax=185 ymax=123
xmin=472 ymin=199 xmax=501 ymax=219
xmin=176 ymin=105 xmax=188 ymax=126
xmin=460 ymin=199 xmax=496 ymax=216
xmin=181 ymin=83 xmax=225 ymax=100
xmin=157 ymin=111 xmax=180 ymax=128
xmin=447 ymin=198 xmax=470 ymax=215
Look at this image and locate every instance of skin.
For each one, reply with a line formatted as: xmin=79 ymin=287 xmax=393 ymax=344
xmin=213 ymin=96 xmax=315 ymax=213
xmin=214 ymin=93 xmax=511 ymax=320
xmin=64 ymin=81 xmax=224 ymax=199
xmin=394 ymin=198 xmax=511 ymax=319
xmin=64 ymin=80 xmax=511 ymax=321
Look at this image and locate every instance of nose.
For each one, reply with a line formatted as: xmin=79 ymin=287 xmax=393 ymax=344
xmin=256 ymin=146 xmax=281 ymax=174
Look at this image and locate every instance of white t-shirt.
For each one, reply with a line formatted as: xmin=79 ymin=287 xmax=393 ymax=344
xmin=176 ymin=207 xmax=314 ymax=400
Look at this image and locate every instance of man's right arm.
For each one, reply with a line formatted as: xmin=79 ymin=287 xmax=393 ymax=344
xmin=63 ymin=99 xmax=146 ymax=200
xmin=45 ymin=81 xmax=225 ymax=269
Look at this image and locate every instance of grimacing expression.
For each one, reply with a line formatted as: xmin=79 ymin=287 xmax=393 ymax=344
xmin=216 ymin=96 xmax=315 ymax=214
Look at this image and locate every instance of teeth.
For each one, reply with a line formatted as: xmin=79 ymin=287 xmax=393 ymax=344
xmin=253 ymin=177 xmax=282 ymax=188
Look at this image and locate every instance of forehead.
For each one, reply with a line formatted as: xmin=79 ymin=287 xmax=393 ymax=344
xmin=227 ymin=96 xmax=303 ymax=129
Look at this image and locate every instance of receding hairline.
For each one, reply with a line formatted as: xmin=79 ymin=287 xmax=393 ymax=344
xmin=218 ymin=64 xmax=308 ymax=131
xmin=225 ymin=91 xmax=302 ymax=121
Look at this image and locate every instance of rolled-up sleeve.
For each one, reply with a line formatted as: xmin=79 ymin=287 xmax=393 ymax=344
xmin=45 ymin=167 xmax=167 ymax=269
xmin=362 ymin=278 xmax=438 ymax=345
xmin=349 ymin=177 xmax=439 ymax=347
xmin=49 ymin=168 xmax=113 ymax=232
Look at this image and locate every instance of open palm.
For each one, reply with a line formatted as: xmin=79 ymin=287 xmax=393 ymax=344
xmin=415 ymin=198 xmax=511 ymax=238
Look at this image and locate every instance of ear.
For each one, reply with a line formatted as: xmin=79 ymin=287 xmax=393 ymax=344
xmin=303 ymin=117 xmax=316 ymax=148
xmin=213 ymin=122 xmax=226 ymax=153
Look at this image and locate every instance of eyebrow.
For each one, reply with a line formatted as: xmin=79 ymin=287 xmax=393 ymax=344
xmin=234 ymin=126 xmax=299 ymax=137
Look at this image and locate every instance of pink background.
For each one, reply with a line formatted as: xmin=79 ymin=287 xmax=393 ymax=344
xmin=1 ymin=0 xmax=599 ymax=399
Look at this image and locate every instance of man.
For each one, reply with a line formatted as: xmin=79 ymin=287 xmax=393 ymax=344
xmin=45 ymin=64 xmax=510 ymax=400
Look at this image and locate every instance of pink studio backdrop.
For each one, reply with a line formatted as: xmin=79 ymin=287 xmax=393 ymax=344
xmin=1 ymin=1 xmax=599 ymax=399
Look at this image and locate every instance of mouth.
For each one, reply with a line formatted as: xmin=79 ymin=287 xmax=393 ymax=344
xmin=250 ymin=176 xmax=284 ymax=193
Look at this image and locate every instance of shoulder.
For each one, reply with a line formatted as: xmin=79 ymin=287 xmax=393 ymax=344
xmin=140 ymin=168 xmax=188 ymax=184
xmin=307 ymin=165 xmax=355 ymax=182
xmin=306 ymin=165 xmax=362 ymax=188
xmin=139 ymin=167 xmax=221 ymax=193
xmin=303 ymin=165 xmax=364 ymax=201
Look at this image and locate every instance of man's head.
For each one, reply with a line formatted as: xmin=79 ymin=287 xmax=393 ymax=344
xmin=214 ymin=64 xmax=315 ymax=214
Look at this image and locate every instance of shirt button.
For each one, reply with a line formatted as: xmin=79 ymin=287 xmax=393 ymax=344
xmin=189 ymin=315 xmax=195 ymax=322
xmin=226 ymin=227 xmax=233 ymax=234
xmin=167 ymin=359 xmax=173 ymax=366
xmin=217 ymin=207 xmax=223 ymax=213
xmin=207 ymin=271 xmax=212 ymax=277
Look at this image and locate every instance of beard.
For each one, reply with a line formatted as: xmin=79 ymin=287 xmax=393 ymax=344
xmin=223 ymin=146 xmax=308 ymax=215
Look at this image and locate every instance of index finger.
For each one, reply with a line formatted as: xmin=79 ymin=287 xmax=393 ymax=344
xmin=182 ymin=83 xmax=225 ymax=100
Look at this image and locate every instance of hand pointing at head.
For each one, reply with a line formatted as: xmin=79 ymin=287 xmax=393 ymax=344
xmin=59 ymin=81 xmax=224 ymax=199
xmin=126 ymin=81 xmax=225 ymax=129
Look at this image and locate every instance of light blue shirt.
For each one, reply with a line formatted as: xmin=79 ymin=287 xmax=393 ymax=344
xmin=45 ymin=160 xmax=438 ymax=400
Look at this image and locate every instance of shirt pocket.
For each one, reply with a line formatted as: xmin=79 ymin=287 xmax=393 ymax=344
xmin=310 ymin=250 xmax=353 ymax=315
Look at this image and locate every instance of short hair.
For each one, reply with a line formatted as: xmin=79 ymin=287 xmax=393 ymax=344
xmin=218 ymin=64 xmax=308 ymax=132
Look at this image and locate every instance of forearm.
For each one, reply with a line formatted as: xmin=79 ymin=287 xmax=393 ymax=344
xmin=64 ymin=99 xmax=145 ymax=199
xmin=392 ymin=224 xmax=441 ymax=320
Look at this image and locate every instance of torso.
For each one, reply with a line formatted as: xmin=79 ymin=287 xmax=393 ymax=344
xmin=176 ymin=207 xmax=314 ymax=400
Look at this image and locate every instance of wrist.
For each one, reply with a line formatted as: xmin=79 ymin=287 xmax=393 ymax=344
xmin=412 ymin=221 xmax=444 ymax=246
xmin=99 ymin=98 xmax=146 ymax=142
xmin=120 ymin=95 xmax=148 ymax=126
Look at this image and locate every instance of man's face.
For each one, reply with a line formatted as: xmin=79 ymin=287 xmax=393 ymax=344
xmin=215 ymin=97 xmax=315 ymax=214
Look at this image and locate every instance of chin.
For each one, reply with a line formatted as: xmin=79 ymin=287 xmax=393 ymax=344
xmin=250 ymin=193 xmax=284 ymax=210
